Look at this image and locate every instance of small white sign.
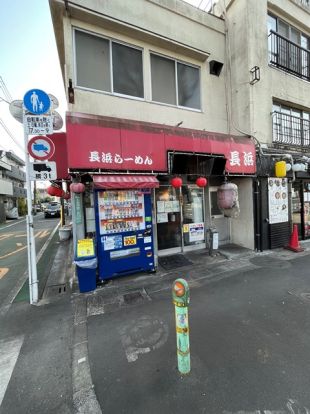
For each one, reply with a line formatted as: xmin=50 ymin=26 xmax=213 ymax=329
xmin=29 ymin=161 xmax=57 ymax=181
xmin=189 ymin=222 xmax=204 ymax=242
xmin=24 ymin=114 xmax=53 ymax=135
xmin=157 ymin=212 xmax=168 ymax=223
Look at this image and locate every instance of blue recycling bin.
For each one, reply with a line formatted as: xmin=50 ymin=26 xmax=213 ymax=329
xmin=75 ymin=239 xmax=97 ymax=293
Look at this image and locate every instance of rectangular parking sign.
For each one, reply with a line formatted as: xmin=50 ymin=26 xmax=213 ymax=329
xmin=29 ymin=161 xmax=57 ymax=181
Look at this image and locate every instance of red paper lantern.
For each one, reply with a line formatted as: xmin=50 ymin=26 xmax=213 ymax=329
xmin=63 ymin=192 xmax=71 ymax=200
xmin=70 ymin=182 xmax=86 ymax=193
xmin=196 ymin=177 xmax=208 ymax=187
xmin=47 ymin=185 xmax=63 ymax=197
xmin=170 ymin=177 xmax=183 ymax=188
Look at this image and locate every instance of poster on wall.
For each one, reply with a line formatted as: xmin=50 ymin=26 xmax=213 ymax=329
xmin=268 ymin=177 xmax=289 ymax=224
xmin=157 ymin=212 xmax=168 ymax=223
xmin=189 ymin=222 xmax=204 ymax=242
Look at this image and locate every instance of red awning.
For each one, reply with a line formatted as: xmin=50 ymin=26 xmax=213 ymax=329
xmin=93 ymin=175 xmax=159 ymax=189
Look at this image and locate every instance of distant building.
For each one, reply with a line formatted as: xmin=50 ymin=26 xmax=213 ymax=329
xmin=212 ymin=0 xmax=310 ymax=249
xmin=0 ymin=151 xmax=27 ymax=222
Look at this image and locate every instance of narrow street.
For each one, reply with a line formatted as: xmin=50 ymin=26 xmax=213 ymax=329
xmin=0 ymin=215 xmax=73 ymax=414
xmin=0 ymin=214 xmax=58 ymax=305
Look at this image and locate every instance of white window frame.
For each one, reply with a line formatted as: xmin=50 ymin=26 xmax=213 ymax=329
xmin=150 ymin=51 xmax=202 ymax=111
xmin=73 ymin=27 xmax=145 ymax=101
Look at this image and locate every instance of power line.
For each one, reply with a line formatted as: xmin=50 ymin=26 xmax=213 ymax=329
xmin=0 ymin=118 xmax=24 ymax=152
xmin=0 ymin=96 xmax=10 ymax=104
xmin=0 ymin=76 xmax=12 ymax=102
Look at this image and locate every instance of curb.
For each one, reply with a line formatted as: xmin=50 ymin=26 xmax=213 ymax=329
xmin=72 ymin=295 xmax=102 ymax=414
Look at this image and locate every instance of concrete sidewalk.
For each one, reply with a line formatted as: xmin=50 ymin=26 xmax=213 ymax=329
xmin=70 ymin=241 xmax=310 ymax=414
xmin=5 ymin=237 xmax=308 ymax=414
xmin=0 ymin=236 xmax=75 ymax=414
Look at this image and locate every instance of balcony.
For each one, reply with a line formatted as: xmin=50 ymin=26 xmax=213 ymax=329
xmin=5 ymin=165 xmax=26 ymax=182
xmin=272 ymin=111 xmax=310 ymax=148
xmin=268 ymin=31 xmax=310 ymax=82
xmin=12 ymin=185 xmax=27 ymax=198
xmin=293 ymin=0 xmax=310 ymax=10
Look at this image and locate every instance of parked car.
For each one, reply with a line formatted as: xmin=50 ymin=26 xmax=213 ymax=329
xmin=44 ymin=202 xmax=61 ymax=218
xmin=5 ymin=207 xmax=19 ymax=220
xmin=32 ymin=204 xmax=42 ymax=213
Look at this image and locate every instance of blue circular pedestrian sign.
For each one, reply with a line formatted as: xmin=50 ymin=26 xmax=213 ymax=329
xmin=23 ymin=89 xmax=51 ymax=115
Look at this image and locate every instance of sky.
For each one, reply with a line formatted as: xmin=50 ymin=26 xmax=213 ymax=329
xmin=0 ymin=0 xmax=211 ymax=162
xmin=0 ymin=0 xmax=67 ymax=161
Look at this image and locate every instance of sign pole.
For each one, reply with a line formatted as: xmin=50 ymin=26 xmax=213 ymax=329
xmin=21 ymin=88 xmax=53 ymax=304
xmin=23 ymin=125 xmax=38 ymax=304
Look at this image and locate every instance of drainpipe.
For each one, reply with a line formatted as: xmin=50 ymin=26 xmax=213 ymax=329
xmin=253 ymin=179 xmax=261 ymax=251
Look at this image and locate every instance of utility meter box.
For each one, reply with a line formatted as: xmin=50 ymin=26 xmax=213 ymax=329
xmin=208 ymin=228 xmax=219 ymax=255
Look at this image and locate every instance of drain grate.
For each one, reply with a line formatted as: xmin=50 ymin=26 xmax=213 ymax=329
xmin=46 ymin=283 xmax=67 ymax=297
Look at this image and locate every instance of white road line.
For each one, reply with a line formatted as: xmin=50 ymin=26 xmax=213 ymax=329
xmin=0 ymin=223 xmax=60 ymax=315
xmin=0 ymin=336 xmax=24 ymax=406
xmin=223 ymin=400 xmax=310 ymax=414
xmin=0 ymin=219 xmax=26 ymax=230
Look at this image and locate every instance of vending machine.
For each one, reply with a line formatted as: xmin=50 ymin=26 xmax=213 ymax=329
xmin=95 ymin=189 xmax=155 ymax=280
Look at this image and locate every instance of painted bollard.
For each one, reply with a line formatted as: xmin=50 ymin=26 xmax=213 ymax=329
xmin=172 ymin=278 xmax=190 ymax=374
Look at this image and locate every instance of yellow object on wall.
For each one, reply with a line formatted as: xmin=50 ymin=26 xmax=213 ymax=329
xmin=275 ymin=161 xmax=286 ymax=177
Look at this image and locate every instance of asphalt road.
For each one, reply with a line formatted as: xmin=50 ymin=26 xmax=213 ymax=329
xmin=87 ymin=252 xmax=310 ymax=414
xmin=0 ymin=214 xmax=73 ymax=414
xmin=0 ymin=214 xmax=59 ymax=305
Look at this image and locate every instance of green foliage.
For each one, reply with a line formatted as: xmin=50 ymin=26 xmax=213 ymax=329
xmin=18 ymin=198 xmax=27 ymax=216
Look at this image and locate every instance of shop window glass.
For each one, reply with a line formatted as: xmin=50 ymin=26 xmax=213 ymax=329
xmin=211 ymin=191 xmax=222 ymax=216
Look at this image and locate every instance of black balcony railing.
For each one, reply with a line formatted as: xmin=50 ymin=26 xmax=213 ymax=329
xmin=272 ymin=111 xmax=310 ymax=147
xmin=293 ymin=0 xmax=310 ymax=9
xmin=268 ymin=31 xmax=310 ymax=81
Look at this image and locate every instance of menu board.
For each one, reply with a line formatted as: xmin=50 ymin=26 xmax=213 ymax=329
xmin=268 ymin=178 xmax=288 ymax=224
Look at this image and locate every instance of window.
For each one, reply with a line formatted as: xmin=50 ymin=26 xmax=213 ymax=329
xmin=267 ymin=14 xmax=310 ymax=80
xmin=272 ymin=102 xmax=310 ymax=146
xmin=75 ymin=29 xmax=144 ymax=98
xmin=151 ymin=54 xmax=201 ymax=110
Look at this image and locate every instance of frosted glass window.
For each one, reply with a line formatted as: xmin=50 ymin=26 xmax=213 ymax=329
xmin=75 ymin=30 xmax=111 ymax=91
xmin=151 ymin=55 xmax=176 ymax=105
xmin=151 ymin=54 xmax=200 ymax=109
xmin=112 ymin=43 xmax=143 ymax=98
xmin=177 ymin=63 xmax=200 ymax=109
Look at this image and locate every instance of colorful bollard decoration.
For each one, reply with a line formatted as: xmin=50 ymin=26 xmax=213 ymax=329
xmin=172 ymin=278 xmax=190 ymax=375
